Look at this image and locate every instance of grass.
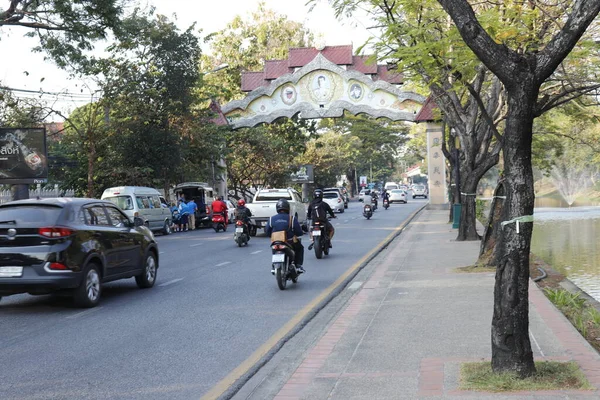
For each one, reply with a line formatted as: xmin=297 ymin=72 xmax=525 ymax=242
xmin=454 ymin=264 xmax=496 ymax=273
xmin=460 ymin=361 xmax=592 ymax=392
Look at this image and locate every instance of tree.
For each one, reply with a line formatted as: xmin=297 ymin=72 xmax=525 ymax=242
xmin=0 ymin=0 xmax=128 ymax=68
xmin=436 ymin=0 xmax=600 ymax=376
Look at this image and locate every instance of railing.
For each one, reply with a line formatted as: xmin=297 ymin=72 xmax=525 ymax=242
xmin=0 ymin=187 xmax=76 ymax=204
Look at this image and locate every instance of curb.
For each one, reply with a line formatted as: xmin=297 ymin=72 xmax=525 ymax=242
xmin=214 ymin=204 xmax=428 ymax=400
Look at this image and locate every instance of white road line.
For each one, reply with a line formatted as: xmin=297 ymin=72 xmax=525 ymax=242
xmin=529 ymin=328 xmax=545 ymax=357
xmin=348 ymin=281 xmax=363 ymax=290
xmin=190 ymin=243 xmax=204 ymax=247
xmin=159 ymin=251 xmax=165 ymax=254
xmin=65 ymin=307 xmax=103 ymax=320
xmin=250 ymin=250 xmax=263 ymax=254
xmin=159 ymin=278 xmax=183 ymax=287
xmin=215 ymin=261 xmax=231 ymax=267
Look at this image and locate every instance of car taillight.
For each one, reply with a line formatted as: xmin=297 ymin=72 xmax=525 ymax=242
xmin=39 ymin=227 xmax=74 ymax=238
xmin=338 ymin=198 xmax=342 ymax=203
xmin=272 ymin=244 xmax=286 ymax=250
xmin=206 ymin=206 xmax=211 ymax=214
xmin=49 ymin=262 xmax=68 ymax=270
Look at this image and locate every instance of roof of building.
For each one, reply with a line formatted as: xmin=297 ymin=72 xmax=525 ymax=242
xmin=241 ymin=71 xmax=268 ymax=92
xmin=414 ymin=96 xmax=439 ymax=122
xmin=288 ymin=45 xmax=353 ymax=67
xmin=264 ymin=60 xmax=291 ymax=80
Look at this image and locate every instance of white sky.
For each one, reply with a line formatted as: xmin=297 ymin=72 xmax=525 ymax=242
xmin=0 ymin=0 xmax=374 ymax=116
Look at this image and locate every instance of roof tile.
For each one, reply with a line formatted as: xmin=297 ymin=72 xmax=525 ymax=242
xmin=414 ymin=96 xmax=439 ymax=122
xmin=375 ymin=65 xmax=403 ymax=84
xmin=348 ymin=55 xmax=378 ymax=74
xmin=241 ymin=71 xmax=267 ymax=92
xmin=264 ymin=60 xmax=292 ymax=80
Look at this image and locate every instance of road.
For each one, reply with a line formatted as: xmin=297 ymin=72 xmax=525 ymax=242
xmin=0 ymin=198 xmax=425 ymax=400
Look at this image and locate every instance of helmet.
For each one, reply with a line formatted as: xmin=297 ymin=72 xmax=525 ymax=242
xmin=217 ymin=196 xmax=223 ymax=201
xmin=276 ymin=198 xmax=290 ymax=213
xmin=237 ymin=199 xmax=246 ymax=207
xmin=314 ymin=189 xmax=323 ymax=200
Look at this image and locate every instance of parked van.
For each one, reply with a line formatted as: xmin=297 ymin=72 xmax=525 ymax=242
xmin=173 ymin=182 xmax=214 ymax=228
xmin=384 ymin=182 xmax=399 ymax=190
xmin=101 ymin=186 xmax=172 ymax=235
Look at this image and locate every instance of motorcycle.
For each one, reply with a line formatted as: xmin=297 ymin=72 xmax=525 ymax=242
xmin=271 ymin=240 xmax=299 ymax=290
xmin=212 ymin=212 xmax=227 ymax=232
xmin=363 ymin=203 xmax=373 ymax=220
xmin=383 ymin=198 xmax=390 ymax=210
xmin=234 ymin=220 xmax=249 ymax=247
xmin=310 ymin=219 xmax=331 ymax=259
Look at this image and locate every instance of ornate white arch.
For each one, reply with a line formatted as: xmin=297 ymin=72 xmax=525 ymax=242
xmin=222 ymin=53 xmax=425 ymax=128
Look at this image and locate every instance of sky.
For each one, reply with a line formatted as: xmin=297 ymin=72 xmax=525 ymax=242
xmin=0 ymin=0 xmax=374 ymax=116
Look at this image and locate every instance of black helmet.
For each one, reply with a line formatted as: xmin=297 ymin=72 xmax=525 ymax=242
xmin=314 ymin=189 xmax=323 ymax=200
xmin=276 ymin=198 xmax=290 ymax=213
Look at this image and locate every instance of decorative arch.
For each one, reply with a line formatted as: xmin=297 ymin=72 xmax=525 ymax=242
xmin=222 ymin=53 xmax=426 ymax=128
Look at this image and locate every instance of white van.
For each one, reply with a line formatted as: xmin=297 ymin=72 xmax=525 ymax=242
xmin=101 ymin=186 xmax=172 ymax=234
xmin=384 ymin=182 xmax=399 ymax=190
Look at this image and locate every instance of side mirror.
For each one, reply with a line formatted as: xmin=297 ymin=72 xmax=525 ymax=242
xmin=133 ymin=216 xmax=145 ymax=227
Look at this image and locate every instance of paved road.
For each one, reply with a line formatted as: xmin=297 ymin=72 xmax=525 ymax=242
xmin=0 ymin=198 xmax=425 ymax=400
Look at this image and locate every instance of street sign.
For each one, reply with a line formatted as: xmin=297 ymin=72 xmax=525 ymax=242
xmin=0 ymin=128 xmax=48 ymax=184
xmin=290 ymin=164 xmax=314 ymax=183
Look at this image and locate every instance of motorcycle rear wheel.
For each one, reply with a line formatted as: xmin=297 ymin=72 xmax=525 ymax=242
xmin=314 ymin=239 xmax=323 ymax=259
xmin=276 ymin=266 xmax=287 ymax=290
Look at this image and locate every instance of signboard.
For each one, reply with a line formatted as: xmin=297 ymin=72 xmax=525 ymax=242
xmin=290 ymin=164 xmax=314 ymax=183
xmin=359 ymin=176 xmax=368 ymax=187
xmin=0 ymin=128 xmax=48 ymax=184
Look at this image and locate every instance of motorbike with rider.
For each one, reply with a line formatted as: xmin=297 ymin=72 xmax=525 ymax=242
xmin=307 ymin=189 xmax=336 ymax=257
xmin=382 ymin=189 xmax=390 ymax=210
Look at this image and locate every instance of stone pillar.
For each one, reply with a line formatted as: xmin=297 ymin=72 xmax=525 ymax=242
xmin=425 ymin=122 xmax=448 ymax=208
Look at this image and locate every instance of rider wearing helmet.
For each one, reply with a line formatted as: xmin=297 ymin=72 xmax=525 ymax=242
xmin=211 ymin=196 xmax=228 ymax=225
xmin=235 ymin=199 xmax=253 ymax=238
xmin=265 ymin=198 xmax=305 ymax=273
xmin=382 ymin=188 xmax=390 ymax=203
xmin=307 ymin=189 xmax=336 ymax=248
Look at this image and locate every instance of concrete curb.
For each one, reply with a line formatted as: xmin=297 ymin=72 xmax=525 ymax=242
xmin=217 ymin=204 xmax=428 ymax=400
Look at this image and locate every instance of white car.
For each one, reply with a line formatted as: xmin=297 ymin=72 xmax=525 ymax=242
xmin=389 ymin=189 xmax=408 ymax=204
xmin=412 ymin=185 xmax=428 ymax=199
xmin=225 ymin=200 xmax=236 ymax=223
xmin=323 ymin=191 xmax=345 ymax=213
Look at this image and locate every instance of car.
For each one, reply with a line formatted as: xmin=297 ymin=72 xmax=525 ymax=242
xmin=323 ymin=191 xmax=345 ymax=213
xmin=384 ymin=182 xmax=399 ymax=190
xmin=225 ymin=199 xmax=236 ymax=224
xmin=389 ymin=189 xmax=408 ymax=204
xmin=324 ymin=187 xmax=348 ymax=208
xmin=246 ymin=188 xmax=307 ymax=231
xmin=358 ymin=189 xmax=371 ymax=202
xmin=412 ymin=185 xmax=428 ymax=199
xmin=0 ymin=198 xmax=159 ymax=308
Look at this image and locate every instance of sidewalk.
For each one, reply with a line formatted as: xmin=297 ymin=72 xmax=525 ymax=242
xmin=236 ymin=209 xmax=600 ymax=399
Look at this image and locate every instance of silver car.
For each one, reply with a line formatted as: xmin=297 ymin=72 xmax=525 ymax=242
xmin=323 ymin=191 xmax=345 ymax=213
xmin=412 ymin=185 xmax=428 ymax=199
xmin=389 ymin=189 xmax=408 ymax=204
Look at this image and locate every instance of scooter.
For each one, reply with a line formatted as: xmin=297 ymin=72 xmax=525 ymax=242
xmin=310 ymin=219 xmax=331 ymax=259
xmin=271 ymin=240 xmax=299 ymax=290
xmin=363 ymin=203 xmax=373 ymax=219
xmin=234 ymin=220 xmax=249 ymax=247
xmin=383 ymin=198 xmax=390 ymax=210
xmin=212 ymin=212 xmax=227 ymax=232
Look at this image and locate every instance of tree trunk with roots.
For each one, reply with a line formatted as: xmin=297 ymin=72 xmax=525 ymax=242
xmin=457 ymin=177 xmax=481 ymax=241
xmin=478 ymin=180 xmax=506 ymax=267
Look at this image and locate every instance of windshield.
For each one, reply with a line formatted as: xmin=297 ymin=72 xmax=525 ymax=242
xmin=104 ymin=195 xmax=134 ymax=210
xmin=255 ymin=192 xmax=292 ymax=201
xmin=323 ymin=192 xmax=338 ymax=199
xmin=391 ymin=190 xmax=403 ymax=194
xmin=0 ymin=205 xmax=63 ymax=226
xmin=415 ymin=186 xmax=425 ymax=190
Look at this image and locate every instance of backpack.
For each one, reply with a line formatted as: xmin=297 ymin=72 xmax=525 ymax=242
xmin=270 ymin=214 xmax=296 ymax=243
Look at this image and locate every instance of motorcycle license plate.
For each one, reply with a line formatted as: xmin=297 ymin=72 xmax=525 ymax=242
xmin=235 ymin=227 xmax=244 ymax=233
xmin=312 ymin=230 xmax=321 ymax=236
xmin=272 ymin=253 xmax=285 ymax=263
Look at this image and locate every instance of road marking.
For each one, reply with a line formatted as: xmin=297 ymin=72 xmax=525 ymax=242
xmin=159 ymin=251 xmax=165 ymax=254
xmin=215 ymin=261 xmax=231 ymax=267
xmin=65 ymin=307 xmax=103 ymax=320
xmin=201 ymin=204 xmax=426 ymax=400
xmin=529 ymin=328 xmax=545 ymax=357
xmin=348 ymin=281 xmax=362 ymax=290
xmin=250 ymin=250 xmax=263 ymax=255
xmin=190 ymin=243 xmax=204 ymax=247
xmin=159 ymin=278 xmax=183 ymax=287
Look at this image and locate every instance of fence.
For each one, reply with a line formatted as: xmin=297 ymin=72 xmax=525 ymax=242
xmin=0 ymin=186 xmax=75 ymax=204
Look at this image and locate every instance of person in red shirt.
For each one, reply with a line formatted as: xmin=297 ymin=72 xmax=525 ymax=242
xmin=211 ymin=196 xmax=228 ymax=224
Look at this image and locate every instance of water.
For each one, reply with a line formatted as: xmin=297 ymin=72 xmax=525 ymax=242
xmin=531 ymin=207 xmax=600 ymax=302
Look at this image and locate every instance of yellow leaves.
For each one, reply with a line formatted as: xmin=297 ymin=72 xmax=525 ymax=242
xmin=494 ymin=27 xmax=520 ymax=44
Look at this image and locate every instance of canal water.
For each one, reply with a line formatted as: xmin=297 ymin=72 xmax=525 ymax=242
xmin=531 ymin=206 xmax=600 ymax=302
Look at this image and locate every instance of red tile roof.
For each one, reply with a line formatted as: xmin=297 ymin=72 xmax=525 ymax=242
xmin=348 ymin=55 xmax=378 ymax=74
xmin=265 ymin=60 xmax=291 ymax=80
xmin=288 ymin=45 xmax=353 ymax=67
xmin=414 ymin=96 xmax=439 ymax=122
xmin=241 ymin=71 xmax=267 ymax=92
xmin=374 ymin=65 xmax=403 ymax=84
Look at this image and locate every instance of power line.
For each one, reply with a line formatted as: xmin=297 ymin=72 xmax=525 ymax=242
xmin=0 ymin=85 xmax=99 ymax=99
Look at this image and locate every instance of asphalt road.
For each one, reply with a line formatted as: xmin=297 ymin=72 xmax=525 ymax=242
xmin=0 ymin=198 xmax=426 ymax=400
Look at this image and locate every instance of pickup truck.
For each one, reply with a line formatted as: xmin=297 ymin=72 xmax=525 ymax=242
xmin=246 ymin=188 xmax=308 ymax=232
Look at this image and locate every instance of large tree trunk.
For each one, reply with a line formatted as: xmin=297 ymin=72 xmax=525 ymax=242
xmin=491 ymin=88 xmax=536 ymax=377
xmin=456 ymin=177 xmax=481 ymax=241
xmin=478 ymin=180 xmax=506 ymax=267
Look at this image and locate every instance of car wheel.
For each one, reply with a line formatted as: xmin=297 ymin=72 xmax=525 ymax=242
xmin=339 ymin=208 xmax=344 ymax=213
xmin=73 ymin=263 xmax=102 ymax=308
xmin=163 ymin=220 xmax=171 ymax=235
xmin=136 ymin=252 xmax=157 ymax=289
xmin=413 ymin=196 xmax=416 ymax=199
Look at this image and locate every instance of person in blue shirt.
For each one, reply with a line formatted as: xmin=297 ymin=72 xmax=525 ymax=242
xmin=265 ymin=199 xmax=304 ymax=273
xmin=188 ymin=199 xmax=198 ymax=230
xmin=178 ymin=199 xmax=189 ymax=232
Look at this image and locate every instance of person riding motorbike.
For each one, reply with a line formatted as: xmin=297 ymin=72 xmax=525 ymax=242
xmin=265 ymin=199 xmax=305 ymax=273
xmin=211 ymin=196 xmax=228 ymax=225
xmin=382 ymin=189 xmax=390 ymax=204
xmin=307 ymin=189 xmax=336 ymax=249
xmin=234 ymin=199 xmax=253 ymax=239
xmin=370 ymin=191 xmax=379 ymax=209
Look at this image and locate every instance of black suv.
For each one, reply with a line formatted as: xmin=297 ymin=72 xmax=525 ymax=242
xmin=0 ymin=198 xmax=159 ymax=307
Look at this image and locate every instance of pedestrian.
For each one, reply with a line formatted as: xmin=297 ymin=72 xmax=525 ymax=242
xmin=188 ymin=198 xmax=198 ymax=230
xmin=178 ymin=199 xmax=189 ymax=232
xmin=171 ymin=209 xmax=182 ymax=232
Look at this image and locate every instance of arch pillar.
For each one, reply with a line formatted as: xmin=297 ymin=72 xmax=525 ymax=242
xmin=425 ymin=122 xmax=448 ymax=208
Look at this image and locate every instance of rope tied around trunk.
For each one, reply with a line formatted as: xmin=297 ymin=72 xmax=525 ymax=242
xmin=501 ymin=215 xmax=534 ymax=234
